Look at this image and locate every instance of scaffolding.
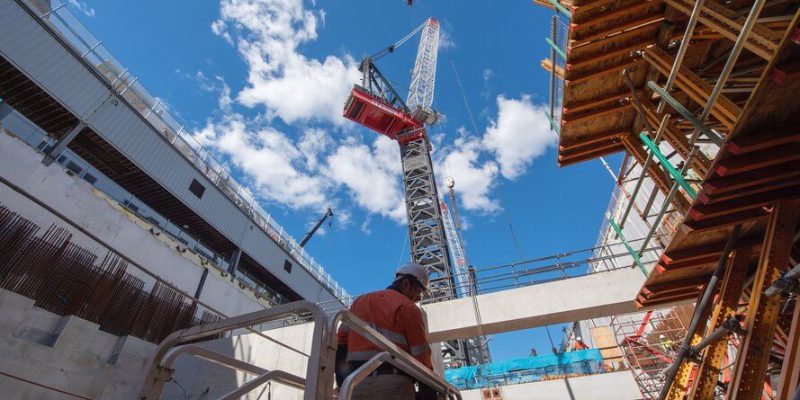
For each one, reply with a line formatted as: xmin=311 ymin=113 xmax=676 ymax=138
xmin=536 ymin=0 xmax=800 ymax=397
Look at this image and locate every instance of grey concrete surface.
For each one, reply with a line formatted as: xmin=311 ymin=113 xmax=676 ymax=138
xmin=459 ymin=371 xmax=642 ymax=400
xmin=422 ymin=267 xmax=647 ymax=342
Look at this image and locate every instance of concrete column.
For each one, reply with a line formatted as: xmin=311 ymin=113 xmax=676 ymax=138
xmin=194 ymin=267 xmax=209 ymax=299
xmin=0 ymin=100 xmax=12 ymax=121
xmin=43 ymin=121 xmax=86 ymax=166
xmin=228 ymin=248 xmax=243 ymax=282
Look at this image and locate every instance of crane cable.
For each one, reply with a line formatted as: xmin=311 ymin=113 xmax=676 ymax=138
xmin=370 ymin=20 xmax=427 ymax=61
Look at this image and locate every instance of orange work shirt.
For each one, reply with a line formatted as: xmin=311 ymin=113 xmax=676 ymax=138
xmin=338 ymin=288 xmax=432 ymax=370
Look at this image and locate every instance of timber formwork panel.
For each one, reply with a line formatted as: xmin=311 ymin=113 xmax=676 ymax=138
xmin=637 ymin=9 xmax=800 ymax=308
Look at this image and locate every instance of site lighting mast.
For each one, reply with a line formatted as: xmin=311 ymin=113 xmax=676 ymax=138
xmin=343 ymin=18 xmax=487 ymax=367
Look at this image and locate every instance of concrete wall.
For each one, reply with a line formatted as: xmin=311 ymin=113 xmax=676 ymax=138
xmin=165 ymin=323 xmax=316 ymax=400
xmin=0 ymin=287 xmax=318 ymax=399
xmin=459 ymin=371 xmax=642 ymax=400
xmin=0 ymin=129 xmax=269 ymax=317
xmin=0 ymin=288 xmax=156 ymax=400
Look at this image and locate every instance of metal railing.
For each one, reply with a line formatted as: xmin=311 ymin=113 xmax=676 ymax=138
xmin=18 ymin=0 xmax=349 ymax=303
xmin=328 ymin=310 xmax=463 ymax=400
xmin=138 ymin=300 xmax=327 ymax=400
xmin=139 ymin=301 xmax=462 ymax=399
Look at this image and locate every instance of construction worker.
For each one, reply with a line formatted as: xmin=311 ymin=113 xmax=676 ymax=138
xmin=336 ymin=262 xmax=433 ymax=400
xmin=573 ymin=336 xmax=589 ymax=351
xmin=659 ymin=334 xmax=675 ymax=355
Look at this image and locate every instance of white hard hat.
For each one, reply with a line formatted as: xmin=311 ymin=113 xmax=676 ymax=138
xmin=659 ymin=334 xmax=666 ymax=339
xmin=576 ymin=337 xmax=582 ymax=341
xmin=395 ymin=262 xmax=429 ymax=288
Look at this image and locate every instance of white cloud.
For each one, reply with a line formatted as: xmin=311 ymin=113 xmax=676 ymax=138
xmin=325 ymin=137 xmax=406 ymax=223
xmin=194 ymin=116 xmax=330 ymax=210
xmin=483 ymin=95 xmax=555 ymax=180
xmin=194 ymin=1 xmax=556 ymax=230
xmin=298 ymin=128 xmax=331 ymax=169
xmin=436 ymin=137 xmax=500 ymax=213
xmin=68 ymin=0 xmax=95 ymax=17
xmin=439 ymin=25 xmax=456 ymax=51
xmin=212 ymin=0 xmax=360 ymax=125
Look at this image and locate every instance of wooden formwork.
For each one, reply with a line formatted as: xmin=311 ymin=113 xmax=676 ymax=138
xmin=542 ymin=0 xmax=800 ymax=397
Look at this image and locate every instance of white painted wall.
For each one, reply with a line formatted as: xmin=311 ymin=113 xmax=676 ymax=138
xmin=459 ymin=371 xmax=642 ymax=400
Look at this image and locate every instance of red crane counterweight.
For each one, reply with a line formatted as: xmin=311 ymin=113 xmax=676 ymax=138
xmin=343 ymin=86 xmax=423 ymax=141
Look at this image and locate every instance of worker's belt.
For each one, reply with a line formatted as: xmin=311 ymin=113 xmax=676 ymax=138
xmin=353 ymin=362 xmax=411 ymax=378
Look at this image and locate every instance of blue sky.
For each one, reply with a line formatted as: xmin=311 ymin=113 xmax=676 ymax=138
xmin=66 ymin=0 xmax=622 ymax=362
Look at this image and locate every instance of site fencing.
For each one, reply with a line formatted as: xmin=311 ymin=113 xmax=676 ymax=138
xmin=445 ymin=349 xmax=606 ymax=390
xmin=17 ymin=0 xmax=349 ymax=303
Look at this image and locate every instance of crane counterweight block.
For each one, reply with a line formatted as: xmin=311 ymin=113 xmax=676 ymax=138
xmin=343 ymin=85 xmax=423 ymax=140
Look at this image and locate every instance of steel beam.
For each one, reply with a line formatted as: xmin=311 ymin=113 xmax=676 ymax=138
xmin=728 ymin=200 xmax=799 ymax=398
xmin=666 ymin=299 xmax=711 ymax=400
xmin=778 ymin=297 xmax=800 ymax=399
xmin=689 ymin=245 xmax=753 ymax=399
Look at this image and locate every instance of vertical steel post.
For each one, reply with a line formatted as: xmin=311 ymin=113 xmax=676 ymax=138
xmin=777 ymin=297 xmax=800 ymax=399
xmin=655 ymin=0 xmax=707 ymax=113
xmin=688 ymin=245 xmax=753 ymax=399
xmin=548 ymin=15 xmax=558 ymax=132
xmin=728 ymin=201 xmax=798 ymax=398
xmin=658 ymin=224 xmax=742 ymax=400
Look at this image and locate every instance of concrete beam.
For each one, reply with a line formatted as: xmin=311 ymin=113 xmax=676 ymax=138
xmin=422 ymin=267 xmax=647 ymax=342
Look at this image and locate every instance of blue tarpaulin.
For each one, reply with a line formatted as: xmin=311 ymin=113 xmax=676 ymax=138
xmin=445 ymin=349 xmax=605 ymax=390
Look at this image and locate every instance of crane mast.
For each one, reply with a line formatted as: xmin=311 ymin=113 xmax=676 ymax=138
xmin=343 ymin=17 xmax=488 ymax=368
xmin=407 ymin=19 xmax=439 ymax=116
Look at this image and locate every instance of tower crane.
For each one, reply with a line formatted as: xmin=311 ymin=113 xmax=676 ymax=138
xmin=343 ymin=18 xmax=489 ymax=367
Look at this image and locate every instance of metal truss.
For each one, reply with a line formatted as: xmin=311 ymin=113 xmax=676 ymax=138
xmin=399 ymin=136 xmax=470 ymax=366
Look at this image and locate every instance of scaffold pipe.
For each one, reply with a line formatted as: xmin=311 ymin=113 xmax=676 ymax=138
xmin=545 ymin=37 xmax=567 ymax=60
xmin=639 ymin=132 xmax=697 ymax=200
xmin=547 ymin=0 xmax=572 ymax=18
xmin=655 ymin=0 xmax=707 ymax=113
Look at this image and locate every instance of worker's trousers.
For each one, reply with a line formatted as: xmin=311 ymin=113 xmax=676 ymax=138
xmin=350 ymin=373 xmax=415 ymax=400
